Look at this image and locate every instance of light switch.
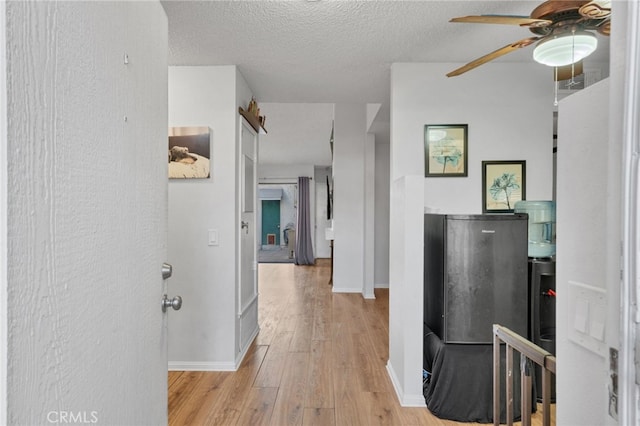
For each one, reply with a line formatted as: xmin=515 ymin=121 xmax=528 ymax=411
xmin=208 ymin=229 xmax=219 ymax=246
xmin=574 ymin=299 xmax=589 ymax=333
xmin=568 ymin=280 xmax=607 ymax=357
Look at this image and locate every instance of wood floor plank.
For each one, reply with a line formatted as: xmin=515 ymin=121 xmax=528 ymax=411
xmin=302 ymin=407 xmax=336 ymax=426
xmin=353 ymin=332 xmax=389 ymax=393
xmin=365 ymin=391 xmax=404 ymax=425
xmin=289 ymin=314 xmax=313 ymax=352
xmin=304 ymin=339 xmax=334 ymax=409
xmin=253 ymin=331 xmax=294 ymax=388
xmin=332 ymin=367 xmax=369 ymax=425
xmin=168 ymin=371 xmax=207 ymax=416
xmin=169 ymin=372 xmax=229 ymax=426
xmin=311 ymin=294 xmax=332 ymax=341
xmin=168 ymin=370 xmax=183 ymax=389
xmin=235 ymin=387 xmax=278 ymax=426
xmin=269 ymin=351 xmax=310 ymax=426
xmin=190 ymin=344 xmax=268 ymax=426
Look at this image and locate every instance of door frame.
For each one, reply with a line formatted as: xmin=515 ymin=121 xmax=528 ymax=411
xmin=620 ymin=0 xmax=640 ymax=422
xmin=236 ymin=118 xmax=259 ymax=359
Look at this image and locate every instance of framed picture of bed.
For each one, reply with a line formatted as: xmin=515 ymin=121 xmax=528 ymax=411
xmin=168 ymin=126 xmax=211 ymax=179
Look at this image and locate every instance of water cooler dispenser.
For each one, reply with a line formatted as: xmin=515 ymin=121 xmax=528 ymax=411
xmin=514 ymin=201 xmax=556 ymax=402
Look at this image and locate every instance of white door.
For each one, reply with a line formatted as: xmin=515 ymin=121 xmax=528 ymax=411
xmin=238 ymin=120 xmax=259 ymax=351
xmin=2 ymin=2 xmax=170 ymax=424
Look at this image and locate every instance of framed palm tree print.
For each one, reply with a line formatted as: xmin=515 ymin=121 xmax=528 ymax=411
xmin=482 ymin=160 xmax=526 ymax=213
xmin=425 ymin=124 xmax=468 ymax=177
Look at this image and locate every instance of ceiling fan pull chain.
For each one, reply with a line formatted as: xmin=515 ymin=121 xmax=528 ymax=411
xmin=569 ymin=28 xmax=577 ymax=87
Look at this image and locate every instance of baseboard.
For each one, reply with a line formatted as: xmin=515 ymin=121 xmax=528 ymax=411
xmin=375 ymin=283 xmax=390 ymax=289
xmin=331 ymin=287 xmax=362 ymax=294
xmin=235 ymin=325 xmax=260 ymax=369
xmin=168 ymin=361 xmax=237 ymax=371
xmin=386 ymin=361 xmax=427 ymax=408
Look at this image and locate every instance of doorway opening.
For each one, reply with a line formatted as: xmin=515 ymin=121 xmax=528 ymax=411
xmin=257 ymin=183 xmax=297 ymax=263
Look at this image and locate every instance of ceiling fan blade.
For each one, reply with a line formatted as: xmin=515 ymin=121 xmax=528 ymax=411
xmin=579 ymin=0 xmax=611 ymax=19
xmin=597 ymin=19 xmax=611 ymax=36
xmin=555 ymin=61 xmax=584 ymax=81
xmin=450 ymin=15 xmax=552 ymax=28
xmin=446 ymin=37 xmax=542 ymax=77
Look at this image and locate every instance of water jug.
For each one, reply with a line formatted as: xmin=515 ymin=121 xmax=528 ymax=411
xmin=514 ymin=200 xmax=556 ymax=258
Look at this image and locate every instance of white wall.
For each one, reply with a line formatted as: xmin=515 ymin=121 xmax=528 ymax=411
xmin=374 ymin=132 xmax=390 ymax=288
xmin=332 ymin=103 xmax=367 ymax=293
xmin=389 ymin=62 xmax=553 ymax=405
xmin=363 ymin=133 xmax=376 ymax=299
xmin=168 ymin=66 xmax=252 ymax=369
xmin=391 ymin=63 xmax=553 ymax=208
xmin=5 ymin=2 xmax=168 ymax=424
xmin=556 ymin=79 xmax=615 ymax=426
xmin=387 ymin=175 xmax=425 ymax=406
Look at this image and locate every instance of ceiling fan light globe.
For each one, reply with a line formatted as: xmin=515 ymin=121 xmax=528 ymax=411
xmin=533 ymin=32 xmax=598 ymax=67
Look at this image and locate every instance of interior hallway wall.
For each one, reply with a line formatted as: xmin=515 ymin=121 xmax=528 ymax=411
xmin=389 ymin=62 xmax=552 ymax=405
xmin=168 ymin=66 xmax=256 ymax=370
xmin=557 ymin=78 xmax=615 ymax=426
xmin=374 ymin=131 xmax=390 ymax=288
xmin=332 ymin=103 xmax=367 ymax=293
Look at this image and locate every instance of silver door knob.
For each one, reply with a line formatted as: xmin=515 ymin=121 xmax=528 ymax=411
xmin=162 ymin=294 xmax=182 ymax=312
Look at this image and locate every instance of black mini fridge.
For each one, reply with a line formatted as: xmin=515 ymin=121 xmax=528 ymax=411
xmin=424 ymin=214 xmax=529 ymax=344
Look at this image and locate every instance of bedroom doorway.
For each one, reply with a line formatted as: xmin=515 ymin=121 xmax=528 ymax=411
xmin=257 ymin=183 xmax=297 ymax=264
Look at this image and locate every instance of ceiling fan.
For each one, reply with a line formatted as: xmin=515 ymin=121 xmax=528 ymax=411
xmin=446 ymin=0 xmax=611 ymax=78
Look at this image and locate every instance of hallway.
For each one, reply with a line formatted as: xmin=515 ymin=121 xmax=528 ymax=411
xmin=168 ymin=261 xmax=551 ymax=425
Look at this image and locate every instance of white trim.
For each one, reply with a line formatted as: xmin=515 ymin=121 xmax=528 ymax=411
xmin=386 ymin=361 xmax=427 ymax=408
xmin=238 ymin=293 xmax=258 ymax=318
xmin=363 ymin=291 xmax=376 ymax=300
xmin=375 ymin=283 xmax=390 ymax=289
xmin=331 ymin=287 xmax=363 ymax=294
xmin=620 ymin=0 xmax=640 ymax=423
xmin=235 ymin=325 xmax=259 ymax=369
xmin=1 ymin=1 xmax=8 ymax=422
xmin=168 ymin=361 xmax=237 ymax=372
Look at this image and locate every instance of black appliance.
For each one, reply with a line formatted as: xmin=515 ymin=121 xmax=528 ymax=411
xmin=529 ymin=258 xmax=556 ymax=401
xmin=424 ymin=214 xmax=529 ymax=344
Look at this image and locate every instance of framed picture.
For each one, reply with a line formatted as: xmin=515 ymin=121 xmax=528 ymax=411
xmin=168 ymin=126 xmax=211 ymax=179
xmin=482 ymin=160 xmax=526 ymax=213
xmin=425 ymin=124 xmax=468 ymax=177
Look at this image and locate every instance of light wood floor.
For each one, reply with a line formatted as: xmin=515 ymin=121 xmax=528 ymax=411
xmin=168 ymin=260 xmax=554 ymax=425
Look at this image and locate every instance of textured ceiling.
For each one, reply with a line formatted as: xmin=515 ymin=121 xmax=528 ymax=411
xmin=162 ymin=0 xmax=610 ymax=166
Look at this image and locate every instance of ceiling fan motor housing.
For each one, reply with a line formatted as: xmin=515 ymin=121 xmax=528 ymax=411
xmin=528 ymin=0 xmax=608 ymax=36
